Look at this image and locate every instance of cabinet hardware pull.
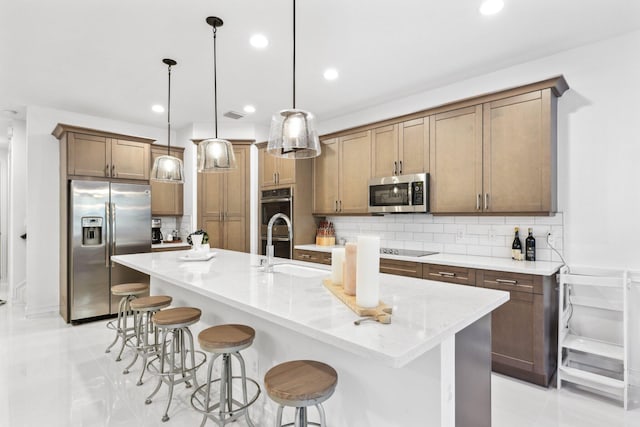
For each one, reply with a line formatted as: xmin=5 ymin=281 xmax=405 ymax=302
xmin=495 ymin=278 xmax=518 ymax=284
xmin=105 ymin=202 xmax=110 ymax=267
xmin=335 ymin=200 xmax=338 ymax=212
xmin=112 ymin=164 xmax=116 ymax=177
xmin=399 ymin=160 xmax=403 ymax=175
xmin=476 ymin=194 xmax=481 ymax=210
xmin=273 ymin=172 xmax=276 ymax=184
xmin=484 ymin=193 xmax=489 ymax=210
xmin=276 ymin=172 xmax=279 ymax=184
xmin=393 ymin=161 xmax=397 ymax=175
xmin=105 ymin=164 xmax=110 ymax=177
xmin=339 ymin=200 xmax=342 ymax=211
xmin=438 ymin=271 xmax=456 ymax=277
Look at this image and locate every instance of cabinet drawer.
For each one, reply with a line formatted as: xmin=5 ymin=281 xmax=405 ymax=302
xmin=293 ymin=249 xmax=331 ymax=265
xmin=380 ymin=259 xmax=422 ymax=278
xmin=477 ymin=270 xmax=541 ymax=294
xmin=423 ymin=263 xmax=476 ymax=286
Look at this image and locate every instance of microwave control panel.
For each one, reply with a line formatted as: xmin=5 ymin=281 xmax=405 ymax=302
xmin=411 ymin=181 xmax=424 ymax=205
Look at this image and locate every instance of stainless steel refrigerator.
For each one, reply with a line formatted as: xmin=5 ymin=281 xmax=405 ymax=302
xmin=69 ymin=180 xmax=151 ymax=321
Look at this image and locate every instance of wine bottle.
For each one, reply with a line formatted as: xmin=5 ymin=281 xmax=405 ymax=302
xmin=525 ymin=228 xmax=536 ymax=261
xmin=511 ymin=227 xmax=522 ymax=260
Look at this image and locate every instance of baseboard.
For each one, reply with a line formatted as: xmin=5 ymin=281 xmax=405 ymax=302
xmin=11 ymin=279 xmax=26 ymax=303
xmin=25 ymin=304 xmax=59 ymax=318
xmin=629 ymin=368 xmax=640 ymax=387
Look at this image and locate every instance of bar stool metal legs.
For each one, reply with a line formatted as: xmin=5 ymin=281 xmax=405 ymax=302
xmin=190 ymin=324 xmax=261 ymax=427
xmin=145 ymin=307 xmax=206 ymax=422
xmin=105 ymin=283 xmax=148 ymax=361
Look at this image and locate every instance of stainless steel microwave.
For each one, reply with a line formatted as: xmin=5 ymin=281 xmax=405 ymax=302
xmin=368 ymin=173 xmax=429 ymax=213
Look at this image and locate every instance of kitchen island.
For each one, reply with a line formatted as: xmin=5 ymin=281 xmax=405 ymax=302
xmin=112 ymin=249 xmax=508 ymax=427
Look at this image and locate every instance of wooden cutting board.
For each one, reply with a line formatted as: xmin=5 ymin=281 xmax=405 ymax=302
xmin=322 ymin=278 xmax=392 ymax=323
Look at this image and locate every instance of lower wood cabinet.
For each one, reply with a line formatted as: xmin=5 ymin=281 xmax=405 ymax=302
xmin=476 ymin=270 xmax=558 ymax=386
xmin=423 ymin=263 xmax=476 ymax=286
xmin=293 ymin=249 xmax=332 ymax=265
xmin=151 ymin=245 xmax=190 ymax=253
xmin=380 ymin=259 xmax=422 ymax=278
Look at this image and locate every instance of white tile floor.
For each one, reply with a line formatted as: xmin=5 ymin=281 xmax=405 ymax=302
xmin=1 ymin=297 xmax=639 ymax=427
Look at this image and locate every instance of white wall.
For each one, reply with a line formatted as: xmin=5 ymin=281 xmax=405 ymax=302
xmin=319 ymin=29 xmax=640 ymax=271
xmin=25 ymin=106 xmax=170 ymax=316
xmin=8 ymin=120 xmax=26 ymax=301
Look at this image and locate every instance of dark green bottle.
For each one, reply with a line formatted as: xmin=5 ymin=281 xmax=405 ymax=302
xmin=525 ymin=228 xmax=536 ymax=261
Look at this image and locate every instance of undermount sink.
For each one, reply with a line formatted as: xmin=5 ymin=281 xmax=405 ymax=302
xmin=269 ymin=263 xmax=329 ymax=278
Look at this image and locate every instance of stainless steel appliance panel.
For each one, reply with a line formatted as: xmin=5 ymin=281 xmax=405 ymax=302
xmin=260 ymin=188 xmax=293 ymax=258
xmin=109 ymin=182 xmax=151 ymax=313
xmin=368 ymin=173 xmax=429 ymax=213
xmin=70 ymin=180 xmax=110 ymax=321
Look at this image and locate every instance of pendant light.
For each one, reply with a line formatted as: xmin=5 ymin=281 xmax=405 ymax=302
xmin=267 ymin=0 xmax=321 ymax=159
xmin=151 ymin=58 xmax=185 ymax=183
xmin=197 ymin=16 xmax=237 ymax=172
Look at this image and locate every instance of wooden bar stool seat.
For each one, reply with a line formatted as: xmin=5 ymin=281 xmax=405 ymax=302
xmin=191 ymin=324 xmax=261 ymax=427
xmin=123 ymin=295 xmax=173 ymax=384
xmin=145 ymin=307 xmax=206 ymax=422
xmin=105 ymin=282 xmax=149 ymax=361
xmin=265 ymin=360 xmax=338 ymax=427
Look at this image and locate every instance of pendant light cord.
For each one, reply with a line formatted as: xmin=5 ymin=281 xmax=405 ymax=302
xmin=167 ymin=63 xmax=172 ymax=156
xmin=292 ymin=0 xmax=296 ymax=109
xmin=212 ymin=25 xmax=219 ymax=138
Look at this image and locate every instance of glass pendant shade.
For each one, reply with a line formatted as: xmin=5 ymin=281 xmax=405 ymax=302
xmin=197 ymin=137 xmax=237 ymax=172
xmin=151 ymin=155 xmax=184 ymax=183
xmin=267 ymin=109 xmax=321 ymax=159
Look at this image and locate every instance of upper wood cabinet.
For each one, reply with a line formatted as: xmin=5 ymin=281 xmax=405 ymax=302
xmin=198 ymin=144 xmax=250 ymax=252
xmin=430 ymin=88 xmax=561 ymax=215
xmin=314 ymin=131 xmax=372 ymax=214
xmin=150 ymin=145 xmax=184 ymax=216
xmin=430 ymin=105 xmax=484 ymax=213
xmin=372 ymin=118 xmax=429 ymax=178
xmin=53 ymin=124 xmax=153 ymax=181
xmin=259 ymin=148 xmax=296 ymax=189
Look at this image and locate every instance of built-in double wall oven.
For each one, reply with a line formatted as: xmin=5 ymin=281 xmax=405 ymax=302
xmin=260 ymin=188 xmax=293 ymax=259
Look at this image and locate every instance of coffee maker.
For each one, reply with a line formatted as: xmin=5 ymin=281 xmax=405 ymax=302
xmin=152 ymin=218 xmax=163 ymax=244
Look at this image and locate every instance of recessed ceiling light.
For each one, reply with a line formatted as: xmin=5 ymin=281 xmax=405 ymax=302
xmin=323 ymin=68 xmax=339 ymax=81
xmin=479 ymin=0 xmax=504 ymax=15
xmin=151 ymin=104 xmax=164 ymax=113
xmin=243 ymin=105 xmax=256 ymax=114
xmin=250 ymin=34 xmax=269 ymax=49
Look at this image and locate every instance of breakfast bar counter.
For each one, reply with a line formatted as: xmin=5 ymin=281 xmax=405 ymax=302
xmin=112 ymin=249 xmax=508 ymax=427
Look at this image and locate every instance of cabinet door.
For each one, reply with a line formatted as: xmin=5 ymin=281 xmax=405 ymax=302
xmin=313 ymin=138 xmax=340 ymax=214
xmin=150 ymin=147 xmax=183 ymax=215
xmin=198 ymin=166 xmax=223 ymax=247
xmin=68 ymin=132 xmax=110 ymax=177
xmin=202 ymin=218 xmax=223 ymax=250
xmin=339 ymin=131 xmax=372 ymax=213
xmin=371 ymin=125 xmax=398 ymax=178
xmin=276 ymin=157 xmax=296 ymax=186
xmin=111 ymin=139 xmax=150 ymax=180
xmin=429 ymin=105 xmax=483 ymax=213
xmin=380 ymin=259 xmax=422 ymax=278
xmin=423 ymin=263 xmax=476 ymax=286
xmin=260 ymin=148 xmax=278 ymax=188
xmin=224 ymin=146 xmax=248 ymax=252
xmin=483 ymin=90 xmax=552 ymax=213
xmin=399 ymin=117 xmax=429 ymax=175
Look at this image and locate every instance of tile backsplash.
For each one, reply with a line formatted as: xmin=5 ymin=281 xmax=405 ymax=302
xmin=327 ymin=213 xmax=564 ymax=262
xmin=156 ymin=215 xmax=193 ymax=241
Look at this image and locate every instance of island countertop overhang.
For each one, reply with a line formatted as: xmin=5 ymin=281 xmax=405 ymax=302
xmin=112 ymin=249 xmax=508 ymax=368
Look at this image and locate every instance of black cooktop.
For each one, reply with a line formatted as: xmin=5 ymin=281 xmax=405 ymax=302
xmin=380 ymin=248 xmax=438 ymax=257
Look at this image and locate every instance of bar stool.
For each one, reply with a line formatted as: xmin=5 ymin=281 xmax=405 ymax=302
xmin=122 ymin=295 xmax=173 ymax=384
xmin=190 ymin=324 xmax=261 ymax=427
xmin=264 ymin=360 xmax=338 ymax=427
xmin=145 ymin=307 xmax=206 ymax=422
xmin=105 ymin=282 xmax=149 ymax=361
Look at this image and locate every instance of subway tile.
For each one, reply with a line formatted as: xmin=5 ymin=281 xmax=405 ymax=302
xmin=479 ymin=216 xmax=505 ymax=224
xmin=424 ymin=224 xmax=444 ymax=233
xmin=395 ymin=232 xmax=413 ymax=241
xmin=413 ymin=233 xmax=434 ymax=242
xmin=454 ymin=216 xmax=479 ymax=224
xmin=387 ymin=223 xmax=405 ymax=232
xmin=534 ymin=213 xmax=564 ymax=225
xmin=505 ymin=216 xmax=535 ymax=224
xmin=491 ymin=247 xmax=512 ymax=258
xmin=358 ymin=223 xmax=373 ymax=231
xmin=414 ymin=214 xmax=434 ymax=223
xmin=386 ymin=241 xmax=404 ymax=249
xmin=394 ymin=215 xmax=415 ymax=224
xmin=443 ymin=224 xmax=460 ymax=234
xmin=370 ymin=223 xmax=387 ymax=231
xmin=467 ymin=246 xmax=492 ymax=257
xmin=424 ymin=242 xmax=444 ymax=252
xmin=478 ymin=236 xmax=506 ymax=247
xmin=467 ymin=224 xmax=491 ymax=235
xmin=381 ymin=232 xmax=395 ymax=240
xmin=444 ymin=244 xmax=467 ymax=255
xmin=456 ymin=235 xmax=478 ymax=245
xmin=434 ymin=233 xmax=455 ymax=244
xmin=536 ymin=249 xmax=552 ymax=261
xmin=404 ymin=241 xmax=424 ymax=251
xmin=433 ymin=216 xmax=455 ymax=224
xmin=404 ymin=223 xmax=424 ymax=232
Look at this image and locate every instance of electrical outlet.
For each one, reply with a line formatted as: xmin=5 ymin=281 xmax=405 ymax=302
xmin=456 ymin=226 xmax=465 ymax=241
xmin=547 ymin=232 xmax=555 ymax=246
xmin=489 ymin=228 xmax=496 ymax=240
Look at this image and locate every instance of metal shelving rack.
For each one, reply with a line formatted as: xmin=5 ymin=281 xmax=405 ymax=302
xmin=557 ymin=266 xmax=630 ymax=408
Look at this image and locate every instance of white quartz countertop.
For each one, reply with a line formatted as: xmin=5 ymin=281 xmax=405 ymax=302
xmin=151 ymin=242 xmax=191 ymax=249
xmin=295 ymin=244 xmax=562 ymax=276
xmin=112 ymin=249 xmax=508 ymax=368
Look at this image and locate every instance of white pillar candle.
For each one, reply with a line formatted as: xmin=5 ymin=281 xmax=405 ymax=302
xmin=356 ymin=235 xmax=380 ymax=308
xmin=331 ymin=248 xmax=345 ymax=285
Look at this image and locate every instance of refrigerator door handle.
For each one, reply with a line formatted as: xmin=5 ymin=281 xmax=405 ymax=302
xmin=105 ymin=202 xmax=110 ymax=267
xmin=111 ymin=203 xmax=116 ymax=264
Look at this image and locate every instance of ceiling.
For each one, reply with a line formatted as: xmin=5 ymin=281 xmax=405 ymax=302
xmin=1 ymin=0 xmax=640 ymax=133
